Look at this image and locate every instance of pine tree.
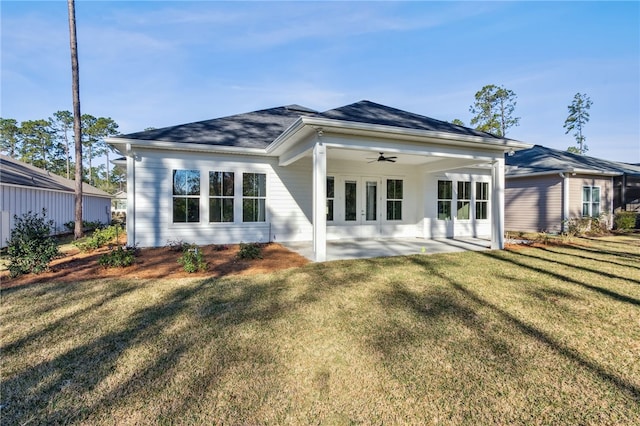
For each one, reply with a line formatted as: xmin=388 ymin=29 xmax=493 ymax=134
xmin=564 ymin=93 xmax=592 ymax=155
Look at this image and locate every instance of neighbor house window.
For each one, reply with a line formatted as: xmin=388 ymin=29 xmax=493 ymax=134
xmin=457 ymin=181 xmax=471 ymax=220
xmin=475 ymin=182 xmax=489 ymax=220
xmin=243 ymin=173 xmax=266 ymax=222
xmin=345 ymin=180 xmax=357 ymax=221
xmin=173 ymin=169 xmax=200 ymax=223
xmin=209 ymin=171 xmax=234 ymax=222
xmin=582 ymin=186 xmax=601 ymax=217
xmin=437 ymin=180 xmax=452 ymax=220
xmin=327 ymin=176 xmax=335 ymax=221
xmin=386 ymin=179 xmax=403 ymax=220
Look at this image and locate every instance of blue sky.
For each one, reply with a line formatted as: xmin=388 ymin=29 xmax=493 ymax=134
xmin=2 ymin=1 xmax=639 ymax=162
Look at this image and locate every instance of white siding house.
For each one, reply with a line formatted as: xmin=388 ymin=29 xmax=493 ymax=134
xmin=0 ymin=155 xmax=112 ymax=247
xmin=107 ymin=101 xmax=531 ymax=261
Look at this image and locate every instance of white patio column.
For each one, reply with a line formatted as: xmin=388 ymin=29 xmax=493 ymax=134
xmin=312 ymin=139 xmax=327 ymax=261
xmin=491 ymin=157 xmax=505 ymax=249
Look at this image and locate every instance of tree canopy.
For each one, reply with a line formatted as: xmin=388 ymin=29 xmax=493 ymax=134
xmin=469 ymin=84 xmax=520 ymax=137
xmin=0 ymin=112 xmax=122 ymax=193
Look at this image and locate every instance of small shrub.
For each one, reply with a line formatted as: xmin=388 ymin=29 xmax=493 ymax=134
xmin=177 ymin=244 xmax=208 ymax=273
xmin=564 ymin=213 xmax=610 ymax=237
xmin=564 ymin=217 xmax=591 ymax=237
xmin=98 ymin=246 xmax=137 ymax=268
xmin=64 ymin=220 xmax=105 ymax=232
xmin=166 ymin=239 xmax=189 ymax=252
xmin=237 ymin=242 xmax=263 ymax=260
xmin=614 ymin=211 xmax=637 ymax=231
xmin=7 ymin=209 xmax=60 ymax=278
xmin=74 ymin=225 xmax=121 ymax=252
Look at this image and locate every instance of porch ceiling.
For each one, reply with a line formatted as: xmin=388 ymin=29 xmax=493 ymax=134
xmin=306 ymin=146 xmax=492 ymax=171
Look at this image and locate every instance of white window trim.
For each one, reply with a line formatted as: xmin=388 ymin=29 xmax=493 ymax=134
xmin=437 ymin=179 xmax=453 ymax=221
xmin=208 ymin=171 xmax=235 ymax=223
xmin=171 ymin=169 xmax=201 ymax=225
xmin=242 ymin=172 xmax=268 ymax=223
xmin=582 ymin=185 xmax=601 ymax=218
xmin=169 ymin=167 xmax=271 ymax=228
xmin=456 ymin=181 xmax=471 ymax=221
xmin=475 ymin=181 xmax=490 ymax=221
xmin=385 ymin=178 xmax=404 ymax=222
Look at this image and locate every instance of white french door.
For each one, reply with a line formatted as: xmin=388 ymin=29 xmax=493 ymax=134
xmin=343 ymin=176 xmax=381 ymax=238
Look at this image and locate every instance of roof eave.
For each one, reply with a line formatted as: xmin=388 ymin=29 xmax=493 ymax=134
xmin=506 ymin=168 xmax=622 ymax=178
xmin=106 ymin=137 xmax=268 ymax=156
xmin=289 ymin=116 xmax=533 ymax=152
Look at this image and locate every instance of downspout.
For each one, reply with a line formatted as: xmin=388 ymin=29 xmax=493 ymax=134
xmin=559 ymin=173 xmax=570 ymax=233
xmin=126 ymin=143 xmax=135 ymax=246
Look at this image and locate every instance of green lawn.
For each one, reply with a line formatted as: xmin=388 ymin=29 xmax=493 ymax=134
xmin=1 ymin=235 xmax=639 ymax=425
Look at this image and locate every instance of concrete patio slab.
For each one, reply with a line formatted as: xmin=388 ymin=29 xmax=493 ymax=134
xmin=282 ymin=237 xmax=491 ymax=262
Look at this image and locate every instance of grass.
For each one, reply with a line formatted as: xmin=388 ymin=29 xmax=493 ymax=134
xmin=1 ymin=235 xmax=639 ymax=425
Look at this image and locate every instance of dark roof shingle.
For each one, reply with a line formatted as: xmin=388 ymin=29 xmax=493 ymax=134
xmin=121 ymin=105 xmax=318 ymax=149
xmin=318 ymin=100 xmax=501 ymax=139
xmin=0 ymin=155 xmax=111 ymax=197
xmin=117 ymin=100 xmax=504 ymax=148
xmin=506 ymin=145 xmax=640 ymax=176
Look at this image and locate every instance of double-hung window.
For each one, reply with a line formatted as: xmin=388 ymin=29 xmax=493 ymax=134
xmin=457 ymin=181 xmax=471 ymax=220
xmin=243 ymin=173 xmax=266 ymax=222
xmin=582 ymin=186 xmax=600 ymax=217
xmin=437 ymin=180 xmax=453 ymax=220
xmin=327 ymin=176 xmax=335 ymax=221
xmin=173 ymin=169 xmax=200 ymax=223
xmin=209 ymin=171 xmax=234 ymax=222
xmin=475 ymin=182 xmax=489 ymax=220
xmin=386 ymin=179 xmax=403 ymax=220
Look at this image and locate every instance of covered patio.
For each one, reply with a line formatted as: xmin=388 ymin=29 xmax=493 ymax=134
xmin=282 ymin=237 xmax=491 ymax=262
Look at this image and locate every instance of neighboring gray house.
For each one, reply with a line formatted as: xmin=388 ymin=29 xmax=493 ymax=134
xmin=505 ymin=145 xmax=640 ymax=233
xmin=107 ymin=100 xmax=531 ymax=261
xmin=0 ymin=155 xmax=112 ymax=247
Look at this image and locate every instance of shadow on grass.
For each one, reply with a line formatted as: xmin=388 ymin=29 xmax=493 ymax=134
xmin=567 ymin=241 xmax=640 ymax=261
xmin=511 ymin=247 xmax=640 ymax=285
xmin=534 ymin=245 xmax=640 ymax=270
xmin=482 ymin=250 xmax=640 ymax=307
xmin=399 ymin=255 xmax=640 ymax=403
xmin=0 ymin=260 xmax=375 ymax=424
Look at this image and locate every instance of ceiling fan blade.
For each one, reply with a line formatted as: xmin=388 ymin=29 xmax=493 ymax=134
xmin=386 ymin=159 xmax=397 ymax=162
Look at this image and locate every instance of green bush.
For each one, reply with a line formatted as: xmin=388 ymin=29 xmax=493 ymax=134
xmin=237 ymin=242 xmax=263 ymax=260
xmin=614 ymin=211 xmax=637 ymax=230
xmin=6 ymin=209 xmax=60 ymax=278
xmin=564 ymin=213 xmax=610 ymax=237
xmin=74 ymin=225 xmax=122 ymax=252
xmin=177 ymin=244 xmax=208 ymax=273
xmin=64 ymin=220 xmax=106 ymax=232
xmin=98 ymin=246 xmax=137 ymax=268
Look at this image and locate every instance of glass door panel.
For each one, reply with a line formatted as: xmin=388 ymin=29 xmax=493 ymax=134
xmin=345 ymin=180 xmax=357 ymax=221
xmin=365 ymin=181 xmax=377 ymax=221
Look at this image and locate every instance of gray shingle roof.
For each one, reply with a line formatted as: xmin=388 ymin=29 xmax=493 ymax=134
xmin=117 ymin=100 xmax=505 ymax=148
xmin=121 ymin=105 xmax=318 ymax=149
xmin=319 ymin=100 xmax=502 ymax=139
xmin=0 ymin=155 xmax=111 ymax=197
xmin=506 ymin=145 xmax=640 ymax=177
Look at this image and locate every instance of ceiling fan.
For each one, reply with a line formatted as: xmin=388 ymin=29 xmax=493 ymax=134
xmin=367 ymin=152 xmax=397 ymax=163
